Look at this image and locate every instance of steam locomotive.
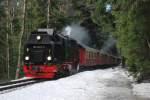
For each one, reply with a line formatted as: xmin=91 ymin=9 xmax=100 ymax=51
xmin=23 ymin=29 xmax=120 ymax=78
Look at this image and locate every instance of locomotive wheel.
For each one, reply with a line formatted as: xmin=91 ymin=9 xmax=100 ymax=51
xmin=70 ymin=68 xmax=76 ymax=75
xmin=64 ymin=63 xmax=79 ymax=76
xmin=54 ymin=72 xmax=61 ymax=79
xmin=70 ymin=63 xmax=79 ymax=75
xmin=69 ymin=64 xmax=74 ymax=75
xmin=63 ymin=65 xmax=72 ymax=76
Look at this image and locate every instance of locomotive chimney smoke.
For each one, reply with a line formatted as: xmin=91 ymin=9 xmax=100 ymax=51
xmin=62 ymin=23 xmax=91 ymax=45
xmin=100 ymin=36 xmax=118 ymax=55
xmin=65 ymin=26 xmax=71 ymax=36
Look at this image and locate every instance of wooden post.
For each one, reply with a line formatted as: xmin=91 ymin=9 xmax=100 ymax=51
xmin=147 ymin=39 xmax=150 ymax=50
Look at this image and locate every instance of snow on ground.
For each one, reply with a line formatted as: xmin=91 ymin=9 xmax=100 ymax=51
xmin=121 ymin=68 xmax=150 ymax=99
xmin=0 ymin=67 xmax=149 ymax=100
xmin=133 ymin=83 xmax=150 ymax=99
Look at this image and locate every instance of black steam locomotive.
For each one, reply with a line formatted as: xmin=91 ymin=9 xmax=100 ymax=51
xmin=23 ymin=29 xmax=79 ymax=78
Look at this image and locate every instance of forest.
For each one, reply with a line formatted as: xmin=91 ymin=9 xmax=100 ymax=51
xmin=0 ymin=0 xmax=149 ymax=81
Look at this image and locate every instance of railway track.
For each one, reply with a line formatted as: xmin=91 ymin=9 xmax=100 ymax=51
xmin=0 ymin=78 xmax=48 ymax=93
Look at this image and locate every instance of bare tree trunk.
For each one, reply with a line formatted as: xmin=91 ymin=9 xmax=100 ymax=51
xmin=147 ymin=39 xmax=150 ymax=50
xmin=10 ymin=7 xmax=14 ymax=35
xmin=16 ymin=0 xmax=26 ymax=79
xmin=47 ymin=0 xmax=50 ymax=28
xmin=5 ymin=0 xmax=10 ymax=79
xmin=6 ymin=34 xmax=10 ymax=79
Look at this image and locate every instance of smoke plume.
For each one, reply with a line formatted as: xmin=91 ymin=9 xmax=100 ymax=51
xmin=100 ymin=36 xmax=118 ymax=55
xmin=61 ymin=23 xmax=91 ymax=45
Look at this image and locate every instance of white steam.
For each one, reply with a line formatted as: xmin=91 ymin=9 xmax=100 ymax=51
xmin=65 ymin=26 xmax=71 ymax=36
xmin=62 ymin=23 xmax=90 ymax=45
xmin=100 ymin=36 xmax=117 ymax=54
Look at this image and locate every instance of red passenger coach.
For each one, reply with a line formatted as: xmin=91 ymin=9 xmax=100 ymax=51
xmin=79 ymin=44 xmax=99 ymax=67
xmin=79 ymin=48 xmax=86 ymax=65
xmin=78 ymin=43 xmax=120 ymax=68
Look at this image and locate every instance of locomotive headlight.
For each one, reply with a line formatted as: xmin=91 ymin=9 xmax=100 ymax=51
xmin=25 ymin=56 xmax=30 ymax=60
xmin=36 ymin=35 xmax=41 ymax=40
xmin=47 ymin=56 xmax=52 ymax=61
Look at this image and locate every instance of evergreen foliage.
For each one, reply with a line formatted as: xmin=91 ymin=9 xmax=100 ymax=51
xmin=81 ymin=0 xmax=150 ymax=80
xmin=112 ymin=0 xmax=150 ymax=80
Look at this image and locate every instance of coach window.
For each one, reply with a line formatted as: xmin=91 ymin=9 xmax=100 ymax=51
xmin=89 ymin=52 xmax=90 ymax=59
xmin=93 ymin=53 xmax=94 ymax=59
xmin=89 ymin=52 xmax=91 ymax=59
xmin=86 ymin=51 xmax=89 ymax=59
xmin=86 ymin=51 xmax=88 ymax=60
xmin=90 ymin=52 xmax=92 ymax=59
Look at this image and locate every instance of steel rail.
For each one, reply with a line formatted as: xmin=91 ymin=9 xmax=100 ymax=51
xmin=0 ymin=78 xmax=36 ymax=86
xmin=0 ymin=79 xmax=48 ymax=92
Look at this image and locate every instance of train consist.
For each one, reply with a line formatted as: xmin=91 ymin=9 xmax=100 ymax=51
xmin=23 ymin=29 xmax=121 ymax=78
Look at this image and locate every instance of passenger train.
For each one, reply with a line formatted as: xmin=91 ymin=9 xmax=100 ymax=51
xmin=23 ymin=29 xmax=121 ymax=78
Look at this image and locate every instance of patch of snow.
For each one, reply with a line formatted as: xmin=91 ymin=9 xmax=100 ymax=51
xmin=133 ymin=83 xmax=150 ymax=99
xmin=0 ymin=67 xmax=147 ymax=100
